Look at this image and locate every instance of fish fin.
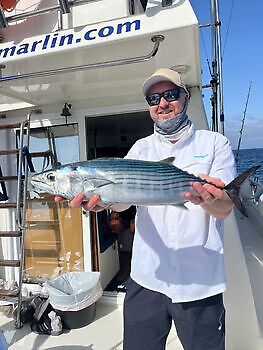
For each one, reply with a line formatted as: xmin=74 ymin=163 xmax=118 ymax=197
xmin=158 ymin=157 xmax=175 ymax=165
xmin=225 ymin=165 xmax=260 ymax=217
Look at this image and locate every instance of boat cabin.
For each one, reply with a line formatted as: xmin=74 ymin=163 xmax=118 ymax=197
xmin=0 ymin=0 xmax=206 ymax=289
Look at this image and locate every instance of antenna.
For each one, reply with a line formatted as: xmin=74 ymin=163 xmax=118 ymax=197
xmin=235 ymin=81 xmax=252 ymax=163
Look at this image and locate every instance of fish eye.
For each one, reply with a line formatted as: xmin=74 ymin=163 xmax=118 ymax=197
xmin=47 ymin=173 xmax=56 ymax=181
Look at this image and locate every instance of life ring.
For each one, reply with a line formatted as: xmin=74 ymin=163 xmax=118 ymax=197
xmin=0 ymin=0 xmax=17 ymax=11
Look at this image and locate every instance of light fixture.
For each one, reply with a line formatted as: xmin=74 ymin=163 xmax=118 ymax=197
xmin=170 ymin=65 xmax=191 ymax=74
xmin=61 ymin=102 xmax=72 ymax=125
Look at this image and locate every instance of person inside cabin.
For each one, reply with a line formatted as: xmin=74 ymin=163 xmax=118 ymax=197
xmin=55 ymin=68 xmax=235 ymax=350
xmin=109 ymin=206 xmax=136 ymax=252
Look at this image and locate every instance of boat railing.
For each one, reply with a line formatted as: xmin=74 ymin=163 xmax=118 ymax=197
xmin=0 ymin=1 xmax=175 ymax=29
xmin=0 ymin=1 xmax=95 ymax=28
xmin=249 ymin=178 xmax=263 ymax=204
xmin=0 ymin=0 xmax=159 ymax=29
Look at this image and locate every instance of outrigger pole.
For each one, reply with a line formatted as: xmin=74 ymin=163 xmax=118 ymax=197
xmin=210 ymin=0 xmax=224 ymax=134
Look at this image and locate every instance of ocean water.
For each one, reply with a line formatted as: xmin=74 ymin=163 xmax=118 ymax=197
xmin=233 ymin=148 xmax=263 ymax=183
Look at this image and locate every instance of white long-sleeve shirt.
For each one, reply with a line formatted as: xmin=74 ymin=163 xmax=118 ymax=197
xmin=126 ymin=124 xmax=236 ymax=302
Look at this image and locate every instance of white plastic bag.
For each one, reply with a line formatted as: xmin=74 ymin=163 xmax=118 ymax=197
xmin=45 ymin=272 xmax=103 ymax=311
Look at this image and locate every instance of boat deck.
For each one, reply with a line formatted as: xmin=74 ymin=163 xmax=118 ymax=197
xmin=0 ymin=293 xmax=183 ymax=350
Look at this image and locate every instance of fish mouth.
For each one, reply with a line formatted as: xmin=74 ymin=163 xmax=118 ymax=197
xmin=28 ymin=178 xmax=40 ymax=193
xmin=30 ymin=178 xmax=55 ymax=195
xmin=28 ymin=181 xmax=47 ymax=198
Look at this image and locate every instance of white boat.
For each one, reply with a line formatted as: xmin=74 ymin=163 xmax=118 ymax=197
xmin=0 ymin=1 xmax=263 ymax=349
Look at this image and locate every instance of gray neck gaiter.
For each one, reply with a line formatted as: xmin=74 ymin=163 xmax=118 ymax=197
xmin=152 ymin=99 xmax=190 ymax=136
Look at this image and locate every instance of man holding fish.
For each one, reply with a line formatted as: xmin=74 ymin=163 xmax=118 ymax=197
xmin=55 ymin=68 xmax=236 ymax=349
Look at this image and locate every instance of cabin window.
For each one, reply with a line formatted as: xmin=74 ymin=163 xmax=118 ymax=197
xmin=20 ymin=123 xmax=79 ymax=172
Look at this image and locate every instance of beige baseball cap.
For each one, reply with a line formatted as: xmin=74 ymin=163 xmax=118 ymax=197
xmin=142 ymin=68 xmax=188 ymax=95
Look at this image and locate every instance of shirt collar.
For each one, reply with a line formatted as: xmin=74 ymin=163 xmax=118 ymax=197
xmin=153 ymin=123 xmax=195 ymax=148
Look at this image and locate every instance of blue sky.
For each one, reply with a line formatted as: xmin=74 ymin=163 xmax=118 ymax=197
xmin=190 ymin=0 xmax=263 ymax=149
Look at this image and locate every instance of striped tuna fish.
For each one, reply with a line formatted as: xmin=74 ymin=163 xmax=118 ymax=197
xmin=30 ymin=157 xmax=260 ymax=215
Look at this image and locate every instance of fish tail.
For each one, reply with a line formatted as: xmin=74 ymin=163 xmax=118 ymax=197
xmin=224 ymin=165 xmax=260 ymax=216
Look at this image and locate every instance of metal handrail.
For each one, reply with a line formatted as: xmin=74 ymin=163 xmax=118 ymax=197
xmin=5 ymin=0 xmax=98 ymax=23
xmin=0 ymin=35 xmax=165 ymax=83
xmin=1 ymin=0 xmax=139 ymax=29
xmin=15 ymin=112 xmax=33 ymax=328
xmin=59 ymin=0 xmax=71 ymax=14
xmin=15 ymin=119 xmax=27 ymax=230
xmin=15 ymin=114 xmax=31 ymax=230
xmin=14 ymin=113 xmax=31 ymax=328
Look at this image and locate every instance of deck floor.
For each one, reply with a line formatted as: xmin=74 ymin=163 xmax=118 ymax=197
xmin=0 ymin=294 xmax=183 ymax=350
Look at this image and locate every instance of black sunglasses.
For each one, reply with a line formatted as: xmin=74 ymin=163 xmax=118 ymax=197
xmin=145 ymin=88 xmax=182 ymax=106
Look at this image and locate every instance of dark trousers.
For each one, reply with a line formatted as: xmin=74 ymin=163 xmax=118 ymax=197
xmin=123 ymin=278 xmax=225 ymax=350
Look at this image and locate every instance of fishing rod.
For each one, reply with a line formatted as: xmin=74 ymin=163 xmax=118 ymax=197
xmin=235 ymin=81 xmax=252 ymax=163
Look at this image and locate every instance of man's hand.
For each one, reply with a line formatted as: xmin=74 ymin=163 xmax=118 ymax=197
xmin=55 ymin=193 xmax=107 ymax=212
xmin=183 ymin=174 xmax=233 ymax=219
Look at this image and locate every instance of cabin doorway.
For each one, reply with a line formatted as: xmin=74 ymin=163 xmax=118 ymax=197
xmin=86 ymin=111 xmax=152 ymax=291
